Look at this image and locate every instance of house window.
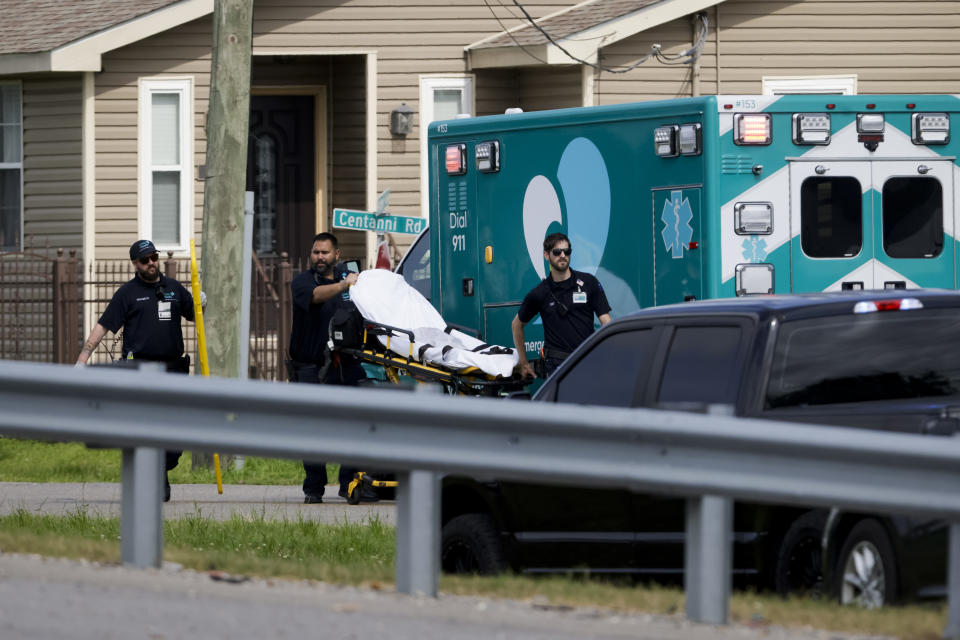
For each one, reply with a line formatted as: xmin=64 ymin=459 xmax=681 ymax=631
xmin=139 ymin=78 xmax=192 ymax=251
xmin=0 ymin=82 xmax=22 ymax=252
xmin=762 ymin=75 xmax=857 ymax=95
xmin=419 ymin=75 xmax=474 ymax=216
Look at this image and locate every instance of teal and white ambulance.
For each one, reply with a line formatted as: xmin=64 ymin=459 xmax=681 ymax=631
xmin=416 ymin=95 xmax=959 ymax=360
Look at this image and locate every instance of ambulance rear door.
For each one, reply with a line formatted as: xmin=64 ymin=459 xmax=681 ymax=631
xmin=871 ymin=159 xmax=954 ymax=289
xmin=789 ymin=161 xmax=874 ymax=291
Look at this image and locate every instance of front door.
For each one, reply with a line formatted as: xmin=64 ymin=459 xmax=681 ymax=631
xmin=247 ymin=95 xmax=315 ymax=267
xmin=871 ymin=160 xmax=954 ymax=289
xmin=789 ymin=161 xmax=874 ymax=291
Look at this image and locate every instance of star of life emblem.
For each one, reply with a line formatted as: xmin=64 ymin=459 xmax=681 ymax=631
xmin=660 ymin=190 xmax=694 ymax=259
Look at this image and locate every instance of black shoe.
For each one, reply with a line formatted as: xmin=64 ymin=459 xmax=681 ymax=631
xmin=303 ymin=494 xmax=324 ymax=504
xmin=164 ymin=484 xmax=171 ymax=503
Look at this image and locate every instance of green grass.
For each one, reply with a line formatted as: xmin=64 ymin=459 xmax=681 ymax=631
xmin=0 ymin=507 xmax=395 ymax=584
xmin=0 ymin=438 xmax=332 ymax=485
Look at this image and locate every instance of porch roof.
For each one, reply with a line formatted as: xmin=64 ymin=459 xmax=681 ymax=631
xmin=466 ymin=0 xmax=724 ymax=69
xmin=0 ymin=0 xmax=213 ymax=75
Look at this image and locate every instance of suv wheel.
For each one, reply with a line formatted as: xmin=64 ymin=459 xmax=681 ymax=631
xmin=775 ymin=510 xmax=826 ymax=597
xmin=834 ymin=519 xmax=897 ymax=608
xmin=441 ymin=513 xmax=506 ymax=574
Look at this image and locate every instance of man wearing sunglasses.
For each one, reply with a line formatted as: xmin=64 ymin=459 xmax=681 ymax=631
xmin=76 ymin=239 xmax=198 ymax=501
xmin=512 ymin=232 xmax=611 ymax=380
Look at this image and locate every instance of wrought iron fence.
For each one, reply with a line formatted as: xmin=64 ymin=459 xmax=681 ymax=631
xmin=0 ymin=250 xmax=295 ymax=381
xmin=0 ymin=249 xmax=82 ymax=363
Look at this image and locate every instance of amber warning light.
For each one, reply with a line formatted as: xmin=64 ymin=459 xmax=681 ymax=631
xmin=734 ymin=113 xmax=771 ymax=145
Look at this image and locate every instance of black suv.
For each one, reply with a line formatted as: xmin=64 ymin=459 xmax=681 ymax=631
xmin=440 ymin=290 xmax=960 ymax=607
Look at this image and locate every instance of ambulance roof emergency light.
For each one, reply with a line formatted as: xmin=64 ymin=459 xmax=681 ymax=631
xmin=734 ymin=113 xmax=771 ymax=145
xmin=793 ymin=113 xmax=831 ymax=145
xmin=912 ymin=112 xmax=950 ymax=145
xmin=654 ymin=125 xmax=679 ymax=157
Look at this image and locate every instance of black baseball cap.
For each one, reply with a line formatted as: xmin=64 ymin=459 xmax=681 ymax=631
xmin=129 ymin=239 xmax=157 ymax=261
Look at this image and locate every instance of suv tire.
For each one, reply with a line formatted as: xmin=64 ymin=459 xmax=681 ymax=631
xmin=834 ymin=519 xmax=898 ymax=608
xmin=774 ymin=510 xmax=826 ymax=597
xmin=441 ymin=513 xmax=506 ymax=574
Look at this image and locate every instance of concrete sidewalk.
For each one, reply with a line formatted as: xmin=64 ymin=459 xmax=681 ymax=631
xmin=0 ymin=482 xmax=394 ymax=524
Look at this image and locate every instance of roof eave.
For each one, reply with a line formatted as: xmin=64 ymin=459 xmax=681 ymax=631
xmin=469 ymin=43 xmax=595 ymax=69
xmin=0 ymin=0 xmax=213 ymax=76
xmin=467 ymin=0 xmax=725 ymax=69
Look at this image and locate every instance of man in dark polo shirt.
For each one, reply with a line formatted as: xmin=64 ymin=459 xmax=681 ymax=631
xmin=288 ymin=232 xmax=373 ymax=504
xmin=76 ymin=239 xmax=197 ymax=501
xmin=512 ymin=232 xmax=612 ymax=380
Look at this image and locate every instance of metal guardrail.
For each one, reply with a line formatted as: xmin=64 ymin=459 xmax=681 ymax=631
xmin=1 ymin=359 xmax=960 ymax=636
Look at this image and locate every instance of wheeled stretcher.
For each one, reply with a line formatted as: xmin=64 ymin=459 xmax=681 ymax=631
xmin=336 ymin=317 xmax=526 ymax=396
xmin=330 ymin=268 xmax=526 ymax=503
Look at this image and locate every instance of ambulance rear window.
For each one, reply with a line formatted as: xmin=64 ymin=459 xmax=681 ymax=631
xmin=800 ymin=177 xmax=862 ymax=258
xmin=882 ymin=177 xmax=943 ymax=259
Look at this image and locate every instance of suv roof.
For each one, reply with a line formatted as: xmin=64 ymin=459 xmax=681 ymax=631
xmin=615 ymin=289 xmax=960 ymax=323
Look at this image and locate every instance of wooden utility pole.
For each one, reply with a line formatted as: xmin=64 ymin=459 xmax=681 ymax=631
xmin=195 ymin=0 xmax=253 ymax=469
xmin=200 ymin=0 xmax=253 ymax=379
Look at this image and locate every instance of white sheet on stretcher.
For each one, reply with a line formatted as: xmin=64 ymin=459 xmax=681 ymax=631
xmin=348 ymin=269 xmax=519 ymax=378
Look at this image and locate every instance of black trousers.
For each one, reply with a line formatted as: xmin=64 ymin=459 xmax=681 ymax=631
xmin=292 ymin=360 xmax=365 ymax=497
xmin=131 ymin=355 xmax=189 ymax=485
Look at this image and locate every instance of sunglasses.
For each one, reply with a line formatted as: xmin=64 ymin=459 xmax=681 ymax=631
xmin=550 ymin=247 xmax=572 ymax=257
xmin=138 ymin=253 xmax=160 ymax=265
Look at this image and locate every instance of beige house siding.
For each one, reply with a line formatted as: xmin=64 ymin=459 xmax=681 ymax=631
xmin=590 ymin=0 xmax=960 ymax=106
xmin=596 ymin=16 xmax=717 ymax=104
xmin=89 ymin=1 xmax=577 ymax=261
xmin=475 ymin=69 xmax=520 ymax=116
xmin=518 ymin=66 xmax=582 ymax=111
xmin=329 ymin=54 xmax=369 ymax=263
xmin=95 ymin=15 xmax=211 ymax=260
xmin=22 ymin=76 xmax=84 ymax=256
xmin=249 ymin=0 xmax=578 ymax=219
xmin=715 ymin=0 xmax=960 ymax=94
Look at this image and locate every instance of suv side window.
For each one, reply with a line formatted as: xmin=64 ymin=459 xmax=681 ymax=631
xmin=657 ymin=325 xmax=742 ymax=404
xmin=555 ymin=328 xmax=659 ymax=407
xmin=396 ymin=228 xmax=430 ymax=301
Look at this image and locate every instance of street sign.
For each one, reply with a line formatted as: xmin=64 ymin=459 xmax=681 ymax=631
xmin=332 ymin=208 xmax=428 ymax=235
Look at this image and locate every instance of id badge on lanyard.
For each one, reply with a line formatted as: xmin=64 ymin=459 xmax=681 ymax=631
xmin=572 ymin=279 xmax=587 ymax=304
xmin=158 ymin=300 xmax=172 ymax=321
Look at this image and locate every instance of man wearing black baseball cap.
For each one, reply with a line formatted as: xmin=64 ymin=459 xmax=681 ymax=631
xmin=76 ymin=239 xmax=199 ymax=501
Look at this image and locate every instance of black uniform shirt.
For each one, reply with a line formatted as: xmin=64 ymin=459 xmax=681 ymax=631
xmin=517 ymin=269 xmax=611 ymax=354
xmin=289 ymin=269 xmax=339 ymax=365
xmin=98 ymin=274 xmax=194 ymax=360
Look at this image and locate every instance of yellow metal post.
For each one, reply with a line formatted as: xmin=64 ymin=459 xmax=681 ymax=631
xmin=189 ymin=239 xmax=223 ymax=494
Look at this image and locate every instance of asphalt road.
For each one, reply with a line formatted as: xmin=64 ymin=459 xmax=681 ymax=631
xmin=0 ymin=482 xmax=394 ymax=524
xmin=0 ymin=553 xmax=893 ymax=640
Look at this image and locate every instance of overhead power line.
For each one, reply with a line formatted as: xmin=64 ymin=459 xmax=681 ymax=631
xmin=509 ymin=0 xmax=708 ymax=73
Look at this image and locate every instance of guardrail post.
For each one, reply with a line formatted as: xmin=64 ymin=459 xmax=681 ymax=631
xmin=945 ymin=522 xmax=960 ymax=639
xmin=120 ymin=362 xmax=166 ymax=568
xmin=120 ymin=446 xmax=164 ymax=568
xmin=685 ymin=494 xmax=732 ymax=624
xmin=395 ymin=469 xmax=440 ymax=597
